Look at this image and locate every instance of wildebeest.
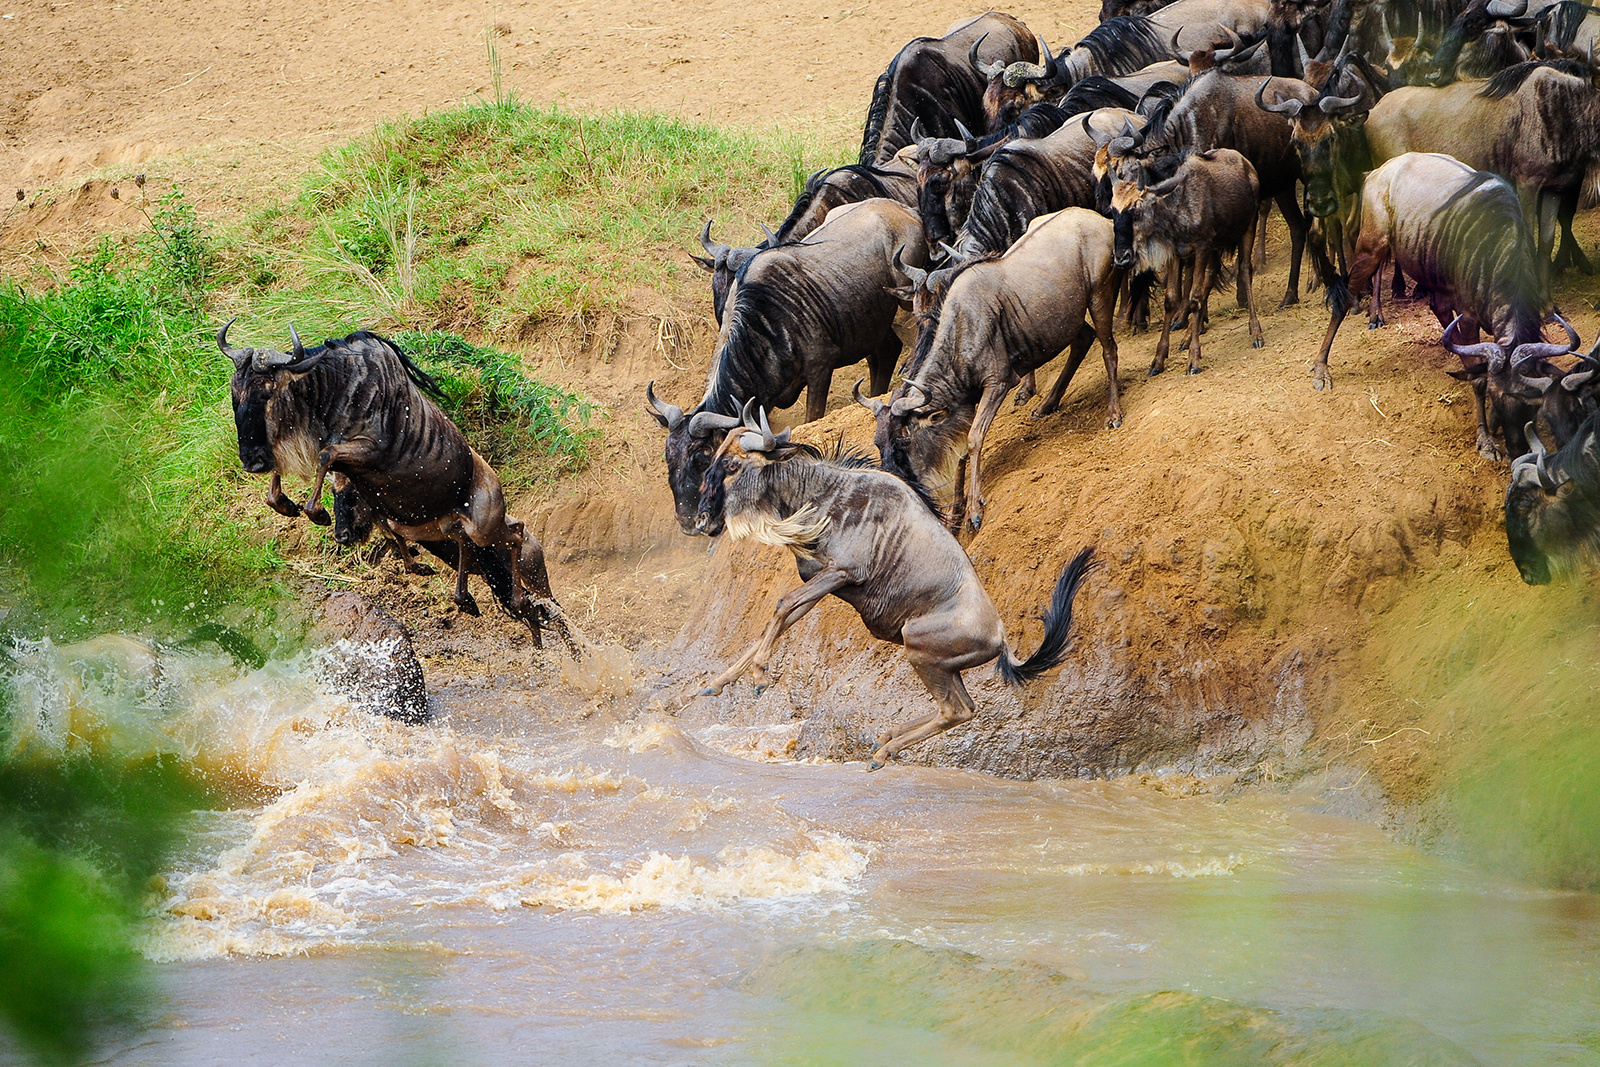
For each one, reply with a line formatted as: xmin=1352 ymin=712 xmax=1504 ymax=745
xmin=1505 ymin=411 xmax=1600 ymax=583
xmin=866 ymin=208 xmax=1124 ymax=533
xmin=1109 ymin=147 xmax=1266 ymax=374
xmin=860 ymin=13 xmax=1039 ymax=165
xmin=954 ymin=106 xmax=1147 ymax=259
xmin=1311 ymin=152 xmax=1559 ymax=459
xmin=220 ymin=323 xmax=574 ymax=650
xmin=1365 ymin=60 xmax=1600 ymax=271
xmin=691 ymin=402 xmax=1097 ymax=770
xmin=649 ymin=199 xmax=928 ymax=534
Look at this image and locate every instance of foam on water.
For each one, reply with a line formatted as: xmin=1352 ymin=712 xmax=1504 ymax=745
xmin=1 ymin=635 xmax=874 ymax=963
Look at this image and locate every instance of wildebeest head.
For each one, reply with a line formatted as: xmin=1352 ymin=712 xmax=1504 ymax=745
xmin=1255 ymin=76 xmax=1366 ymax=218
xmin=1503 ymin=418 xmax=1594 ymax=585
xmin=646 ymin=381 xmax=748 ymax=535
xmin=976 ymin=33 xmax=1058 ymax=132
xmin=1443 ymin=313 xmax=1580 ymax=460
xmin=218 ymin=318 xmax=331 ymax=475
xmin=689 ymin=220 xmax=766 ymax=324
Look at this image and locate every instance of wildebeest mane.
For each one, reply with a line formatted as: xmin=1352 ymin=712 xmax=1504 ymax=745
xmin=775 ymin=165 xmax=896 ymax=240
xmin=322 ymin=331 xmax=447 ymax=400
xmin=700 ymin=270 xmax=839 ymax=417
xmin=1429 ymin=170 xmax=1548 ymax=343
xmin=1072 ymin=16 xmax=1171 ymax=76
xmin=1480 ymin=58 xmax=1591 ymax=98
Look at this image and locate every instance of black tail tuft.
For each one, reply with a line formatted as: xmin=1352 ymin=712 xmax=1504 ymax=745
xmin=998 ymin=546 xmax=1096 ymax=686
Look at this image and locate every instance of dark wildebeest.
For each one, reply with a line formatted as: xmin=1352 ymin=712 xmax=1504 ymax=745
xmin=220 ymin=323 xmax=573 ymax=650
xmin=1311 ymin=152 xmax=1564 ymax=459
xmin=914 ymin=78 xmax=1142 ymax=246
xmin=860 ymin=13 xmax=1039 ymax=166
xmin=1109 ymin=147 xmax=1266 ymax=374
xmin=1505 ymin=411 xmax=1600 ymax=583
xmin=648 ymin=199 xmax=929 ymax=534
xmin=1365 ymin=60 xmax=1600 ymax=271
xmin=691 ymin=402 xmax=1097 ymax=770
xmin=953 ymin=106 xmax=1147 ymax=259
xmin=865 ymin=208 xmax=1124 ymax=533
xmin=975 ymin=18 xmax=1176 ymax=130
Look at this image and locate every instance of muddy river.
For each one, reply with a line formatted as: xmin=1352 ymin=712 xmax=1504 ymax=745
xmin=4 ymin=638 xmax=1597 ymax=1065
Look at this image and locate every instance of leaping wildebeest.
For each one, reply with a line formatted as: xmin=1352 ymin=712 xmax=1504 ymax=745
xmin=649 ymin=198 xmax=929 ymax=534
xmin=866 ymin=208 xmax=1125 ymax=533
xmin=859 ymin=13 xmax=1039 ymax=165
xmin=220 ymin=322 xmax=575 ymax=651
xmin=691 ymin=402 xmax=1098 ymax=770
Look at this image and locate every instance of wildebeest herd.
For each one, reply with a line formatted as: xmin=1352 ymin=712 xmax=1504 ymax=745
xmin=226 ymin=2 xmax=1600 ymax=761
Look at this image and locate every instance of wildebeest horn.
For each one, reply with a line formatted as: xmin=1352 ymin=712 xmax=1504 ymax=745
xmin=645 ymin=380 xmax=684 ymax=431
xmin=216 ymin=316 xmax=249 ymax=369
xmin=1318 ymin=91 xmax=1364 ymax=113
xmin=759 ymin=222 xmax=780 ymax=248
xmin=700 ymin=219 xmax=730 ymax=260
xmin=893 ymin=246 xmax=927 ymax=289
xmin=687 ymin=408 xmax=743 ymax=439
xmin=854 ymin=378 xmax=886 ymax=416
xmin=1257 ymin=78 xmax=1306 ymax=116
xmin=1441 ymin=315 xmax=1507 ymax=372
xmin=890 ymin=381 xmax=930 ymax=416
xmin=1509 ymin=312 xmax=1581 ymax=366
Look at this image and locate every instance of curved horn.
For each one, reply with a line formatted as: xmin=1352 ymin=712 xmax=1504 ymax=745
xmin=893 ymin=245 xmax=928 ymax=289
xmin=854 ymin=377 xmax=886 ymax=416
xmin=1318 ymin=91 xmax=1364 ymax=112
xmin=1441 ymin=314 xmax=1507 ymax=371
xmin=216 ymin=316 xmax=249 ymax=369
xmin=687 ymin=408 xmax=744 ymax=439
xmin=645 ymin=380 xmax=684 ymax=430
xmin=1257 ymin=78 xmax=1306 ymax=116
xmin=700 ymin=219 xmax=730 ymax=259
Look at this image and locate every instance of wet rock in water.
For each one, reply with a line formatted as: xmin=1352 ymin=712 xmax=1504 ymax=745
xmin=311 ymin=592 xmax=430 ymax=723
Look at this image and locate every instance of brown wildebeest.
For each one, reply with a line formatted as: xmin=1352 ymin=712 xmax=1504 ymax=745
xmin=692 ymin=402 xmax=1097 ymax=770
xmin=221 ymin=322 xmax=575 ymax=652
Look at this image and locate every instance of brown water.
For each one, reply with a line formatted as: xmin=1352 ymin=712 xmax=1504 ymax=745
xmin=4 ymin=638 xmax=1598 ymax=1066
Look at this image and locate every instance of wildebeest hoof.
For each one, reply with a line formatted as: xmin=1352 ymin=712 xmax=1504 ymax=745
xmin=455 ymin=595 xmax=481 ymax=617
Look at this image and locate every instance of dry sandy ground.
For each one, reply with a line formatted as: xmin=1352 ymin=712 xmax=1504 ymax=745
xmin=4 ymin=0 xmax=1091 ymax=184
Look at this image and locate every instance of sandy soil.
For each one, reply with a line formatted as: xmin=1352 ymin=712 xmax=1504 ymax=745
xmin=8 ymin=0 xmax=1600 ymax=798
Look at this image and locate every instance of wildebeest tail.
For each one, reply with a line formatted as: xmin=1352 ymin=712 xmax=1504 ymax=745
xmin=998 ymin=545 xmax=1096 ymax=686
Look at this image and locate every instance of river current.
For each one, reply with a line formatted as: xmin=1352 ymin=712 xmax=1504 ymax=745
xmin=3 ymin=636 xmax=1596 ymax=1065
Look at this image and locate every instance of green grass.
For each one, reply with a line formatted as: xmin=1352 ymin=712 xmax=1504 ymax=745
xmin=237 ymin=99 xmax=848 ymax=334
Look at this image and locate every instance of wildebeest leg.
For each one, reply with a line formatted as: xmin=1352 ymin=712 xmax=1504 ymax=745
xmin=868 ymin=662 xmax=977 ymax=769
xmin=1014 ymin=372 xmax=1037 ymax=406
xmin=868 ymin=333 xmax=900 ymax=397
xmin=266 ymin=472 xmax=303 ymax=518
xmin=1150 ymin=262 xmax=1185 ymax=376
xmin=1555 ymin=186 xmax=1593 ymax=274
xmin=1036 ymin=322 xmax=1097 ymax=420
xmin=1276 ymin=190 xmax=1308 ymax=308
xmin=700 ymin=567 xmax=853 ymax=696
xmin=1312 ymin=240 xmax=1385 ymax=391
xmin=963 ymin=383 xmax=1013 ymax=532
xmin=1238 ymin=222 xmax=1265 ymax=351
xmin=1182 ymin=250 xmax=1217 ymax=374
